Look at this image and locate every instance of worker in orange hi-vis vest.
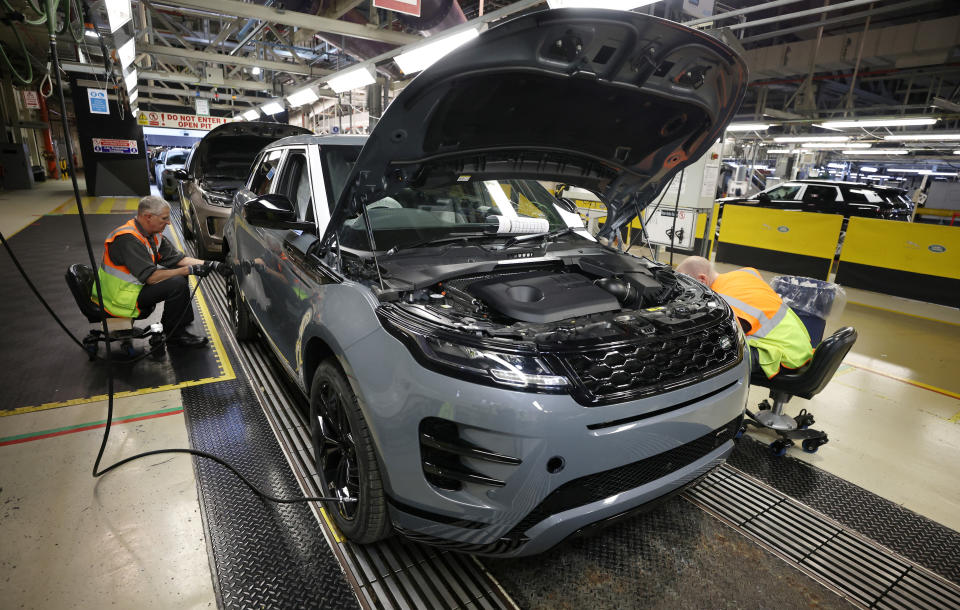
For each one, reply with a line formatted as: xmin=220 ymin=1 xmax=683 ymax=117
xmin=675 ymin=257 xmax=814 ymax=379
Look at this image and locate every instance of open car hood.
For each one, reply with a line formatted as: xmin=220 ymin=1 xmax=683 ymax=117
xmin=330 ymin=8 xmax=747 ymax=239
xmin=196 ymin=121 xmax=311 ymax=180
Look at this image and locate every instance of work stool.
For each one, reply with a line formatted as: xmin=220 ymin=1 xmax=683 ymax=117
xmin=741 ymin=326 xmax=858 ymax=455
xmin=65 ymin=263 xmax=164 ymax=360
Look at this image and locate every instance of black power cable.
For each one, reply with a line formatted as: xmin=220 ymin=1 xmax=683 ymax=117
xmin=0 ymin=35 xmax=350 ymax=506
xmin=669 ymin=168 xmax=685 ymax=267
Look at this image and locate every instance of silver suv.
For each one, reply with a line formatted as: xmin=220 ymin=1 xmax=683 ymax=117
xmin=223 ymin=8 xmax=749 ymax=556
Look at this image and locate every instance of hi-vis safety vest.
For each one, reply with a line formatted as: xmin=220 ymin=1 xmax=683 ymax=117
xmin=711 ymin=268 xmax=814 ymax=378
xmin=91 ymin=219 xmax=160 ymax=317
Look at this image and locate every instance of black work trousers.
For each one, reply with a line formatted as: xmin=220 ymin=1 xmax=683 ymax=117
xmin=136 ymin=275 xmax=193 ymax=336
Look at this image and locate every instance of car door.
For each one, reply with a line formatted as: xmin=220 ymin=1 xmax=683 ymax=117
xmin=755 ymin=183 xmax=802 ymax=210
xmin=798 ymin=184 xmax=840 ymax=214
xmin=234 ymin=147 xmax=286 ymax=336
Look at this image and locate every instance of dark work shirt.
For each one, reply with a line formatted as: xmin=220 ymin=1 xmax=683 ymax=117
xmin=107 ymin=219 xmax=185 ymax=283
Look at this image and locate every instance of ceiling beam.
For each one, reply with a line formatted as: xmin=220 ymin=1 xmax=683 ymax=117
xmin=139 ymin=84 xmax=262 ymax=104
xmin=165 ymin=0 xmax=421 ymax=46
xmin=140 ymin=43 xmax=327 ymax=77
xmin=140 ymin=69 xmax=272 ymax=91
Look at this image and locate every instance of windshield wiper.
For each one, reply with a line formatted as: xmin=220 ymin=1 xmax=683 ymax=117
xmin=502 ymin=227 xmax=578 ymax=249
xmin=384 ymin=233 xmax=495 ymax=256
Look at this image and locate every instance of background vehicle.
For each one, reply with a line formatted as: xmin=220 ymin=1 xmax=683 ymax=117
xmin=719 ymin=179 xmax=913 ymax=221
xmin=224 ymin=9 xmax=749 ymax=557
xmin=175 ymin=122 xmax=311 ymax=259
xmin=156 ymin=147 xmax=189 ymax=200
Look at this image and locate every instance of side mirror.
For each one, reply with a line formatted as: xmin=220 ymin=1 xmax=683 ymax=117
xmin=555 ymin=197 xmax=579 ymax=214
xmin=757 ymin=191 xmax=771 ymax=203
xmin=243 ymin=194 xmax=314 ymax=231
xmin=173 ymin=169 xmax=189 ymax=180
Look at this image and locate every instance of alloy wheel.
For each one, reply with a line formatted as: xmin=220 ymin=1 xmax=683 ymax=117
xmin=312 ymin=381 xmax=360 ymax=520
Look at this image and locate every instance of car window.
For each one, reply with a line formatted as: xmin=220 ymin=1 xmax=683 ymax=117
xmin=166 ymin=151 xmax=188 ymax=166
xmin=276 ymin=150 xmax=313 ymax=224
xmin=764 ymin=185 xmax=801 ymax=200
xmin=803 ymin=185 xmax=838 ymax=202
xmin=843 ymin=187 xmax=883 ymax=203
xmin=320 ymin=145 xmax=360 ymax=212
xmin=248 ymin=149 xmax=284 ymax=196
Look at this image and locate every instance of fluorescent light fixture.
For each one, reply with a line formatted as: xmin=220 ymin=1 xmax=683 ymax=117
xmin=326 ymin=66 xmax=375 ymax=94
xmin=131 ymin=105 xmax=138 ymax=116
xmin=842 ymin=149 xmax=909 ymax=155
xmin=800 ymin=142 xmax=872 ymax=149
xmin=821 ymin=117 xmax=939 ymax=129
xmin=128 ymin=89 xmax=138 ymax=104
xmin=887 ymin=168 xmax=926 ymax=173
xmin=884 ymin=133 xmax=960 ymax=141
xmin=105 ymin=0 xmax=132 ymax=33
xmin=117 ymin=38 xmax=136 ymax=70
xmin=767 ymin=149 xmax=795 ymax=154
xmin=123 ymin=68 xmax=137 ymax=92
xmin=546 ymin=0 xmax=661 ymax=8
xmin=394 ymin=28 xmax=479 ymax=75
xmin=286 ymin=86 xmax=319 ymax=107
xmin=955 ymin=150 xmax=960 ymax=154
xmin=251 ymin=66 xmax=261 ymax=76
xmin=725 ymin=123 xmax=770 ymax=132
xmin=827 ymin=163 xmax=846 ymax=169
xmin=860 ymin=166 xmax=877 ymax=172
xmin=774 ymin=135 xmax=849 ymax=143
xmin=260 ymin=101 xmax=284 ymax=116
xmin=241 ymin=108 xmax=260 ymax=121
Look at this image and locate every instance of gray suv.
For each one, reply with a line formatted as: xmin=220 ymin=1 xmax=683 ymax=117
xmin=223 ymin=9 xmax=749 ymax=556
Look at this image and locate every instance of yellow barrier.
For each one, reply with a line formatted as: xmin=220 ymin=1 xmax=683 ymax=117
xmin=715 ymin=205 xmax=843 ymax=279
xmin=837 ymin=217 xmax=960 ymax=307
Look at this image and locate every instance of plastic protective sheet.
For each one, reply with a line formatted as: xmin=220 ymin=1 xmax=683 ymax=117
xmin=771 ymin=275 xmax=847 ymax=321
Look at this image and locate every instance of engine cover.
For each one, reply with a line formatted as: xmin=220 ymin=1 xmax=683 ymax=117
xmin=467 ymin=271 xmax=620 ymax=323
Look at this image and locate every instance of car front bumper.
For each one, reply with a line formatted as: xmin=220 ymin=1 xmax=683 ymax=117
xmin=192 ymin=197 xmax=232 ymax=253
xmin=342 ymin=327 xmax=750 ymax=557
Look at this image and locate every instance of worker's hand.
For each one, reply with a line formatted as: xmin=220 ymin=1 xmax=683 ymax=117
xmin=207 ymin=261 xmax=233 ymax=278
xmin=190 ymin=263 xmax=211 ymax=277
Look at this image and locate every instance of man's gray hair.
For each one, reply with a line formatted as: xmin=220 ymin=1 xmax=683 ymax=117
xmin=138 ymin=195 xmax=170 ymax=216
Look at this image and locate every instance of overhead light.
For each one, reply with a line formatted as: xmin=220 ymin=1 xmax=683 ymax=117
xmin=117 ymin=38 xmax=136 ymax=70
xmin=767 ymin=149 xmax=795 ymax=154
xmin=860 ymin=166 xmax=877 ymax=172
xmin=725 ymin=123 xmax=770 ymax=132
xmin=131 ymin=105 xmax=138 ymax=116
xmin=800 ymin=142 xmax=872 ymax=149
xmin=241 ymin=108 xmax=260 ymax=121
xmin=128 ymin=89 xmax=138 ymax=104
xmin=394 ymin=28 xmax=479 ymax=75
xmin=955 ymin=150 xmax=960 ymax=155
xmin=774 ymin=135 xmax=849 ymax=143
xmin=260 ymin=100 xmax=284 ymax=115
xmin=123 ymin=68 xmax=137 ymax=92
xmin=251 ymin=66 xmax=262 ymax=76
xmin=327 ymin=66 xmax=375 ymax=94
xmin=821 ymin=117 xmax=939 ymax=129
xmin=286 ymin=86 xmax=319 ymax=107
xmin=883 ymin=133 xmax=960 ymax=141
xmin=547 ymin=0 xmax=661 ymax=7
xmin=105 ymin=0 xmax=132 ymax=33
xmin=84 ymin=29 xmax=99 ymax=39
xmin=827 ymin=163 xmax=846 ymax=169
xmin=842 ymin=149 xmax=909 ymax=155
xmin=887 ymin=168 xmax=927 ymax=173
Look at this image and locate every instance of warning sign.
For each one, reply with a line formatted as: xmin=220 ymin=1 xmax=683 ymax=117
xmin=137 ymin=111 xmax=228 ymax=130
xmin=643 ymin=207 xmax=698 ymax=250
xmin=373 ymin=0 xmax=420 ymax=17
xmin=22 ymin=90 xmax=40 ymax=109
xmin=93 ymin=138 xmax=138 ymax=154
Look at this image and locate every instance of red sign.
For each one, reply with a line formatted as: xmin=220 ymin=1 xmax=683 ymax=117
xmin=373 ymin=0 xmax=420 ymax=17
xmin=22 ymin=90 xmax=41 ymax=109
xmin=137 ymin=111 xmax=229 ymax=130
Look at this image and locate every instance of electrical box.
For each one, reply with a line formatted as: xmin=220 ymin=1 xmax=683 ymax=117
xmin=205 ymin=67 xmax=225 ymax=85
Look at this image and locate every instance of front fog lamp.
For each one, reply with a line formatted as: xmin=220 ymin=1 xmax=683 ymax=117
xmin=422 ymin=337 xmax=568 ymax=389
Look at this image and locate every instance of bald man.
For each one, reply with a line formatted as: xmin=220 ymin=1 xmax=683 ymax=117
xmin=676 ymin=257 xmax=813 ymax=378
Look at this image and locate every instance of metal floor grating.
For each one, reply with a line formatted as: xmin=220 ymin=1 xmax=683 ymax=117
xmin=684 ymin=466 xmax=960 ymax=609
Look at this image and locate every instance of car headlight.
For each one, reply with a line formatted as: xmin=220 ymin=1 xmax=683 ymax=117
xmin=380 ymin=309 xmax=569 ymax=392
xmin=201 ymin=189 xmax=233 ymax=207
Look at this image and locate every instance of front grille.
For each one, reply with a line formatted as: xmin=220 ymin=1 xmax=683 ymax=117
xmin=504 ymin=415 xmax=741 ymax=539
xmin=561 ymin=321 xmax=740 ymax=404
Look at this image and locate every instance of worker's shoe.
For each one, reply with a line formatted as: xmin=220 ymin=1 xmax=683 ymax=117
xmin=167 ymin=330 xmax=209 ymax=348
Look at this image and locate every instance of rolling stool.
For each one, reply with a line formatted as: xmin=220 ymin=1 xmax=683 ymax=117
xmin=740 ymin=327 xmax=858 ymax=455
xmin=65 ymin=263 xmax=164 ymax=359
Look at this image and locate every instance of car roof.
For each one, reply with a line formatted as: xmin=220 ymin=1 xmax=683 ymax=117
xmin=264 ymin=134 xmax=368 ymax=149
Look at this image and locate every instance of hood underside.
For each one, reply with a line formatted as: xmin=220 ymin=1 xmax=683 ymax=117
xmin=196 ymin=121 xmax=311 ymax=181
xmin=331 ymin=8 xmax=747 ymax=238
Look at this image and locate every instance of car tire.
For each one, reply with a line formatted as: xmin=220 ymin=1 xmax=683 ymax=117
xmin=226 ymin=274 xmax=255 ymax=341
xmin=310 ymin=360 xmax=391 ymax=545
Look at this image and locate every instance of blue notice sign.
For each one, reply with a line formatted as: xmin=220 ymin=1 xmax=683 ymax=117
xmin=88 ymin=88 xmax=109 ymax=115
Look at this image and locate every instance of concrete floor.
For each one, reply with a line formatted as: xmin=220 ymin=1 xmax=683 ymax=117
xmin=1 ymin=179 xmax=958 ymax=607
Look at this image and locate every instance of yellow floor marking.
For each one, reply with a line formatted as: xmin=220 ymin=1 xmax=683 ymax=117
xmin=848 ymin=300 xmax=960 ymax=328
xmin=95 ymin=197 xmax=115 ymax=214
xmin=125 ymin=197 xmax=139 ymax=211
xmin=319 ymin=508 xmax=345 ymax=543
xmin=845 ymin=362 xmax=960 ymax=402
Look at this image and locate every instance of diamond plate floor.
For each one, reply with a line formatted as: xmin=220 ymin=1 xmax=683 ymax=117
xmin=182 ymin=379 xmax=357 ymax=609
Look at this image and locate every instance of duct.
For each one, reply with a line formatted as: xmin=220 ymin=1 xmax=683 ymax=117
xmin=744 ymin=15 xmax=960 ymax=80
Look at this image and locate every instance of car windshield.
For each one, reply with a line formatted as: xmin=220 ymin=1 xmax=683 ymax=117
xmin=322 ymin=145 xmax=584 ymax=252
xmin=201 ymin=137 xmax=278 ymax=180
xmin=166 ymin=152 xmax=187 ymax=165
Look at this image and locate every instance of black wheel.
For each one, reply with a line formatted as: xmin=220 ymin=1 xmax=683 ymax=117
xmin=769 ymin=439 xmax=789 ymax=457
xmin=802 ymin=437 xmax=828 ymax=453
xmin=226 ymin=274 xmax=255 ymax=341
xmin=734 ymin=424 xmax=746 ymax=439
xmin=758 ymin=400 xmax=772 ymax=411
xmin=310 ymin=360 xmax=391 ymax=544
xmin=794 ymin=410 xmax=815 ymax=430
